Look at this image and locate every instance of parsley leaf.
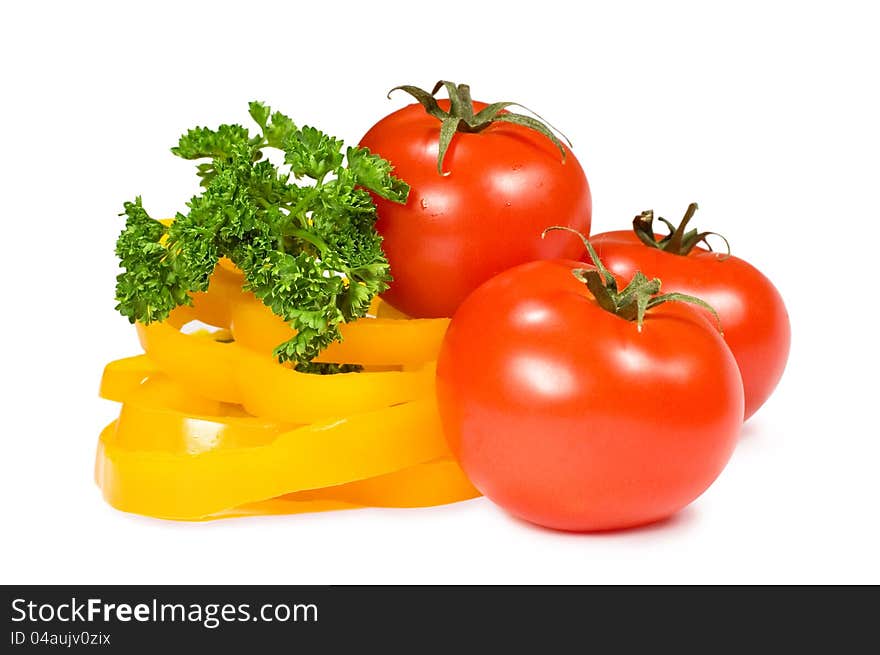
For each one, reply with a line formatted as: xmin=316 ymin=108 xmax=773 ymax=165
xmin=284 ymin=126 xmax=344 ymax=181
xmin=114 ymin=102 xmax=409 ymax=366
xmin=346 ymin=146 xmax=410 ymax=202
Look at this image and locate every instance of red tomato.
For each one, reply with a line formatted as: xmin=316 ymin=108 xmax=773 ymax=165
xmin=436 ymin=259 xmax=743 ymax=531
xmin=592 ymin=231 xmax=790 ymax=420
xmin=360 ymin=99 xmax=591 ymax=318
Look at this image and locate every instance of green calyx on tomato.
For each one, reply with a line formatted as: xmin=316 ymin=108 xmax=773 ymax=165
xmin=592 ymin=205 xmax=790 ymax=421
xmin=361 ymin=82 xmax=591 ymax=318
xmin=632 ymin=202 xmax=731 ymax=257
xmin=544 ymin=226 xmax=722 ymax=333
xmin=388 ymin=80 xmax=570 ymax=174
xmin=436 ymin=256 xmax=743 ymax=530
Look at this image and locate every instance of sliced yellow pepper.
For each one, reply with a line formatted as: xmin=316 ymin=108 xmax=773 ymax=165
xmin=136 ymin=319 xmax=436 ymax=422
xmin=230 ymin=291 xmax=449 ymax=366
xmin=97 ymin=264 xmax=477 ymax=521
xmin=139 ymin=264 xmax=449 ymax=369
xmin=224 ymin=458 xmax=479 ymax=519
xmin=372 ymin=298 xmax=411 ymax=320
xmin=99 ymin=355 xmax=158 ymax=403
xmin=283 ymin=457 xmax=478 ymax=509
xmin=96 ymin=389 xmax=452 ymax=520
xmin=95 ymin=376 xmax=458 ymax=519
xmin=234 ymin=347 xmax=435 ymax=423
xmin=98 ymin=368 xmax=477 ymax=520
xmin=113 ymin=375 xmax=286 ymax=454
xmin=136 ymin=319 xmax=242 ymax=403
xmin=185 ymin=263 xmax=246 ymax=328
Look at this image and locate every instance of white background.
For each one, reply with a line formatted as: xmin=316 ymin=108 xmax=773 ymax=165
xmin=1 ymin=0 xmax=878 ymax=584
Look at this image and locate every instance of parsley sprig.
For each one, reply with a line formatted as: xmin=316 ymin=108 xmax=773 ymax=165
xmin=115 ymin=102 xmax=409 ymax=365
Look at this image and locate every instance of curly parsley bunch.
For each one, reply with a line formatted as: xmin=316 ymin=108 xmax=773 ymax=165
xmin=114 ymin=102 xmax=409 ymax=366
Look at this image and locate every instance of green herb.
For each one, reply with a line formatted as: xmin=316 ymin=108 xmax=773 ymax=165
xmin=293 ymin=362 xmax=364 ymax=375
xmin=114 ymin=102 xmax=409 ymax=365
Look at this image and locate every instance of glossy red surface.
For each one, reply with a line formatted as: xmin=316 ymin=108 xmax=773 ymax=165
xmin=592 ymin=231 xmax=790 ymax=420
xmin=360 ymin=100 xmax=592 ymax=318
xmin=436 ymin=259 xmax=744 ymax=531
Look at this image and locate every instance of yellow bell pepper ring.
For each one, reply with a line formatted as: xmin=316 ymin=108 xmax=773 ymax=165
xmin=136 ymin=319 xmax=243 ymax=404
xmin=99 ymin=355 xmax=158 ymax=403
xmin=117 ymin=458 xmax=480 ymax=521
xmin=285 ymin=457 xmax=480 ymax=509
xmin=98 ymin=259 xmax=478 ymax=521
xmin=135 ymin=320 xmax=437 ymax=422
xmin=98 ymin=382 xmax=477 ymax=520
xmin=113 ymin=375 xmax=286 ymax=454
xmin=230 ymin=292 xmax=449 ymax=366
xmin=185 ymin=262 xmax=245 ymax=328
xmin=372 ymin=298 xmax=411 ymax=320
xmin=233 ymin=347 xmax=435 ymax=423
xmin=96 ymin=395 xmax=452 ymax=520
xmin=224 ymin=458 xmax=479 ymax=519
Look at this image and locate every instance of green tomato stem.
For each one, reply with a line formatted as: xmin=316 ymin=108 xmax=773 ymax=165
xmin=632 ymin=202 xmax=731 ymax=257
xmin=542 ymin=226 xmax=723 ymax=333
xmin=387 ymin=80 xmax=571 ymax=175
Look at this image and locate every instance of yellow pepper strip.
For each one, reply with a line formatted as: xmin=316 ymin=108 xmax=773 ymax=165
xmin=96 ymin=391 xmax=450 ymax=520
xmin=136 ymin=313 xmax=437 ymax=421
xmin=321 ymin=317 xmax=449 ymax=366
xmin=114 ymin=375 xmax=286 ymax=454
xmin=99 ymin=257 xmax=473 ymax=520
xmin=219 ymin=458 xmax=478 ymax=519
xmin=285 ymin=457 xmax=479 ymax=508
xmin=373 ymin=298 xmax=412 ymax=320
xmin=367 ymin=295 xmax=383 ymax=316
xmin=136 ymin=319 xmax=243 ymax=404
xmin=234 ymin=347 xmax=435 ymax=423
xmin=99 ymin=355 xmax=158 ymax=403
xmin=140 ymin=262 xmax=447 ymax=370
xmin=98 ymin=367 xmax=476 ymax=520
xmin=217 ymin=256 xmax=240 ymax=275
xmin=230 ymin=292 xmax=449 ymax=366
xmin=142 ymin=258 xmax=243 ymax=329
xmin=186 ymin=263 xmax=245 ymax=328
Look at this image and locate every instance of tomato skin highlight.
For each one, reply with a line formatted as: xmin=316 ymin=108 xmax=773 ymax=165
xmin=592 ymin=231 xmax=790 ymax=420
xmin=360 ymin=100 xmax=591 ymax=318
xmin=436 ymin=260 xmax=744 ymax=532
